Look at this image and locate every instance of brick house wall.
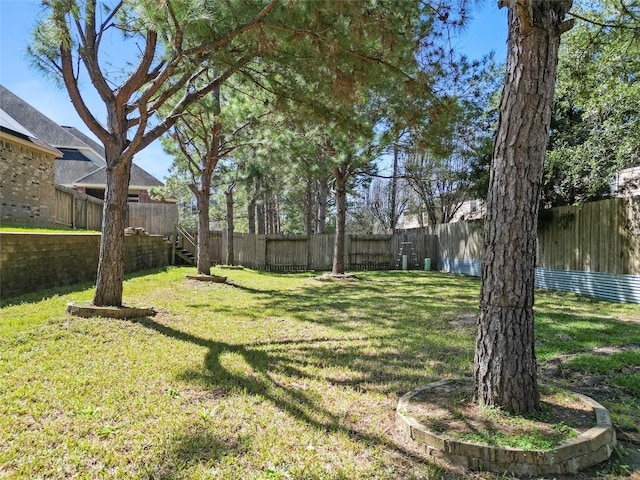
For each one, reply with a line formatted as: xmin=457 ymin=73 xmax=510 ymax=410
xmin=0 ymin=133 xmax=58 ymax=226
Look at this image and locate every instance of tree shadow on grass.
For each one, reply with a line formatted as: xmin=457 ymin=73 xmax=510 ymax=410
xmin=143 ymin=423 xmax=250 ymax=480
xmin=131 ymin=316 xmax=459 ymax=477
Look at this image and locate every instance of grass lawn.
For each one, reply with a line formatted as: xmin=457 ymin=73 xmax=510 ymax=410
xmin=1 ymin=268 xmax=639 ymax=479
xmin=0 ymin=223 xmax=99 ymax=233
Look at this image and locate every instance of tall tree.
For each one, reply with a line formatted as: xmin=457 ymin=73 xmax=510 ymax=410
xmin=162 ymin=80 xmax=267 ymax=274
xmin=475 ymin=0 xmax=574 ymax=414
xmin=29 ymin=0 xmax=431 ymax=306
xmin=29 ymin=0 xmax=282 ymax=305
xmin=404 ymin=147 xmax=471 ymax=225
xmin=328 ymin=121 xmax=385 ymax=275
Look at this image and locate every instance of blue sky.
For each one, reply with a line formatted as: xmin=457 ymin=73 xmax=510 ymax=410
xmin=0 ymin=1 xmax=507 ymax=182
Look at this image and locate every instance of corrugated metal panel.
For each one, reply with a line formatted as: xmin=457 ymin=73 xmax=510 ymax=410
xmin=535 ymin=268 xmax=640 ymax=304
xmin=438 ymin=257 xmax=640 ymax=305
xmin=439 ymin=258 xmax=482 ymax=277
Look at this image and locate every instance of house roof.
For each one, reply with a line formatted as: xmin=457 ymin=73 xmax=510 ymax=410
xmin=0 ymin=107 xmax=61 ymax=156
xmin=55 ymin=148 xmax=103 ymax=186
xmin=0 ymin=107 xmax=36 ymax=138
xmin=61 ymin=125 xmax=106 ymax=158
xmin=1 ymin=84 xmax=165 ymax=190
xmin=73 ymin=163 xmax=164 ymax=189
xmin=0 ymin=85 xmax=90 ymax=151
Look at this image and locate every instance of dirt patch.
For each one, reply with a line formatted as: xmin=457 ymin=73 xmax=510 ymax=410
xmin=448 ymin=313 xmax=477 ymax=327
xmin=405 ymin=381 xmax=594 ymax=450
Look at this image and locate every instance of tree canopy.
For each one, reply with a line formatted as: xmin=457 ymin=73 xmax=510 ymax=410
xmin=29 ymin=0 xmax=467 ymax=306
xmin=543 ymin=0 xmax=640 ymax=206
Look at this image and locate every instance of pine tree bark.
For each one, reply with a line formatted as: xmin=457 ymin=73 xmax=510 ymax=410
xmin=475 ymin=0 xmax=573 ymax=415
xmin=248 ymin=196 xmax=256 ymax=234
xmin=332 ymin=166 xmax=349 ymax=275
xmin=256 ymin=178 xmax=265 ymax=235
xmin=316 ymin=177 xmax=329 ymax=234
xmin=93 ymin=158 xmax=131 ymax=306
xmin=193 ymin=185 xmax=211 ymax=276
xmin=225 ymin=182 xmax=235 ymax=266
xmin=305 ymin=177 xmax=313 ymax=236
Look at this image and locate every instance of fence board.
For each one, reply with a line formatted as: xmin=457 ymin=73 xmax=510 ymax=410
xmin=55 ymin=187 xmax=73 ymax=227
xmin=207 ymin=231 xmax=437 ymax=272
xmin=127 ymin=203 xmax=178 ymax=237
xmin=55 ymin=186 xmax=103 ymax=230
xmin=56 ymin=186 xmax=176 ymax=235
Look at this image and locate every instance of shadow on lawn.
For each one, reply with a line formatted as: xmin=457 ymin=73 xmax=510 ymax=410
xmin=132 ymin=315 xmax=460 ymax=477
xmin=132 ymin=271 xmax=640 ymax=478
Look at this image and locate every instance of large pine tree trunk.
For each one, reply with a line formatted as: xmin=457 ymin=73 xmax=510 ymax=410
xmin=332 ymin=167 xmax=349 ymax=275
xmin=225 ymin=183 xmax=235 ymax=266
xmin=256 ymin=179 xmax=266 ymax=235
xmin=248 ymin=196 xmax=256 ymax=234
xmin=195 ymin=187 xmax=211 ymax=276
xmin=93 ymin=159 xmax=131 ymax=307
xmin=474 ymin=0 xmax=573 ymax=415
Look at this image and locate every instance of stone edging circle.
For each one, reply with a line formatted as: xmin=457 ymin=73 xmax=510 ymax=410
xmin=66 ymin=302 xmax=156 ymax=319
xmin=396 ymin=379 xmax=617 ymax=476
xmin=185 ymin=274 xmax=227 ymax=283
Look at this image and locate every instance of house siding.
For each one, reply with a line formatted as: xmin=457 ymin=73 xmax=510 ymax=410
xmin=0 ymin=136 xmax=57 ymax=225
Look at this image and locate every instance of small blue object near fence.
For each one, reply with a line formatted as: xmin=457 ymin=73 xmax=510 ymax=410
xmin=439 ymin=257 xmax=640 ymax=304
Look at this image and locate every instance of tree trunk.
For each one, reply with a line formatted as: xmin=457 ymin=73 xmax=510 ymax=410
xmin=248 ymin=196 xmax=256 ymax=234
xmin=225 ymin=183 xmax=235 ymax=266
xmin=332 ymin=167 xmax=349 ymax=275
xmin=305 ymin=177 xmax=313 ymax=236
xmin=256 ymin=178 xmax=265 ymax=235
xmin=93 ymin=159 xmax=131 ymax=307
xmin=389 ymin=140 xmax=399 ymax=232
xmin=474 ymin=0 xmax=573 ymax=415
xmin=266 ymin=197 xmax=275 ymax=234
xmin=194 ymin=187 xmax=211 ymax=276
xmin=316 ymin=177 xmax=329 ymax=234
xmin=257 ymin=199 xmax=265 ymax=234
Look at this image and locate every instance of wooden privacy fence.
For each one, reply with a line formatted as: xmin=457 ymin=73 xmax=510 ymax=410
xmin=204 ymin=232 xmax=438 ymax=272
xmin=55 ymin=186 xmax=179 ymax=236
xmin=537 ymin=197 xmax=640 ymax=275
xmin=427 ymin=196 xmax=640 ymax=303
xmin=428 ymin=196 xmax=640 ymax=276
xmin=55 ymin=186 xmax=103 ymax=231
xmin=127 ymin=203 xmax=178 ymax=237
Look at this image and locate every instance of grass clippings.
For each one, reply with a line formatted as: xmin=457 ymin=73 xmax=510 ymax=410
xmin=1 ymin=268 xmax=639 ymax=479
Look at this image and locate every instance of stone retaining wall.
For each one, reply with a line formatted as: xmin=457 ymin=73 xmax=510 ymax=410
xmin=0 ymin=232 xmax=171 ymax=298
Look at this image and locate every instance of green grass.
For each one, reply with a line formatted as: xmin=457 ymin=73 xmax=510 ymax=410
xmin=455 ymin=428 xmax=572 ymax=451
xmin=1 ymin=268 xmax=639 ymax=479
xmin=0 ymin=223 xmax=99 ymax=233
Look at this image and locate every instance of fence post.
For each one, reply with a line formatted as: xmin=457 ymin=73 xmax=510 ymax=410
xmin=344 ymin=234 xmax=351 ymax=270
xmin=71 ymin=192 xmax=77 ymax=229
xmin=84 ymin=197 xmax=89 ymax=230
xmin=171 ymin=224 xmax=177 ymax=265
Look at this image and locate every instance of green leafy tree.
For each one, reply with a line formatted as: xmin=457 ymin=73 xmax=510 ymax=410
xmin=543 ymin=0 xmax=640 ymax=206
xmin=162 ymin=79 xmax=269 ymax=274
xmin=29 ymin=0 xmax=434 ymax=306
